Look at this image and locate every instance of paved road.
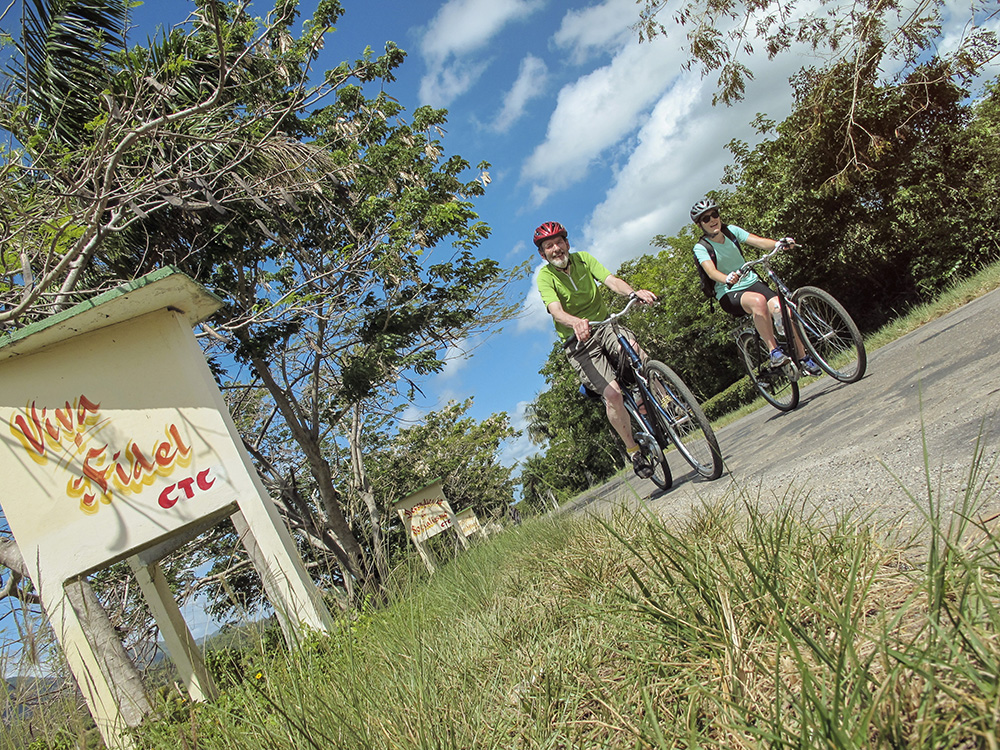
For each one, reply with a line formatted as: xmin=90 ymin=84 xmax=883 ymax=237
xmin=564 ymin=288 xmax=1000 ymax=535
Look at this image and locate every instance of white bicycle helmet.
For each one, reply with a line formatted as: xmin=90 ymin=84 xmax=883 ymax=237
xmin=690 ymin=198 xmax=719 ymax=222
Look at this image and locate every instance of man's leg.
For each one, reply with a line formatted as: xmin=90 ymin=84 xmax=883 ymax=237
xmin=602 ymin=379 xmax=637 ymax=451
xmin=605 ymin=380 xmax=653 ymax=478
xmin=566 ymin=332 xmax=651 ymax=477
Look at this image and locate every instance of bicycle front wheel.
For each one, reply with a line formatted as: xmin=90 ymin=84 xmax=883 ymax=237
xmin=736 ymin=329 xmax=799 ymax=411
xmin=644 ymin=361 xmax=723 ymax=480
xmin=791 ymin=286 xmax=867 ymax=383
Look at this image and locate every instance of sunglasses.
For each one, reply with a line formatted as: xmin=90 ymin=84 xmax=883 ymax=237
xmin=699 ymin=210 xmax=720 ymax=222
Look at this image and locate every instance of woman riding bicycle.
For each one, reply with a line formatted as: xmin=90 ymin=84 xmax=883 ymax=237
xmin=534 ymin=221 xmax=659 ymax=478
xmin=690 ymin=198 xmax=821 ymax=376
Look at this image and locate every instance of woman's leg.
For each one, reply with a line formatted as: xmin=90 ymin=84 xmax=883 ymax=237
xmin=741 ymin=291 xmax=779 ymax=352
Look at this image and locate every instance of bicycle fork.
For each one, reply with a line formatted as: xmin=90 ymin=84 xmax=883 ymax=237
xmin=616 ymin=332 xmax=687 ymax=437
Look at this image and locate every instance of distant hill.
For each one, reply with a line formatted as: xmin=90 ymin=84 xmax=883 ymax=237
xmin=2 ymin=674 xmax=66 ymax=722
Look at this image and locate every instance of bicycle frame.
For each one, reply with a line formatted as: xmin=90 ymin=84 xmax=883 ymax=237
xmin=734 ymin=247 xmax=810 ymax=378
xmin=731 ymin=243 xmax=867 ymax=411
xmin=591 ymin=298 xmax=683 ymax=443
xmin=610 ymin=325 xmax=664 ymax=438
xmin=580 ymin=295 xmax=723 ymax=482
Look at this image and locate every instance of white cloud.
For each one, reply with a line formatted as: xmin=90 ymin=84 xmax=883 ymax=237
xmin=936 ymin=0 xmax=1000 ymax=92
xmin=498 ymin=399 xmax=543 ymax=468
xmin=515 ymin=16 xmax=822 ymax=293
xmin=578 ymin=48 xmax=819 ymax=273
xmin=491 ymin=54 xmax=549 ymax=133
xmin=506 ymin=238 xmax=532 ymax=262
xmin=398 ymin=403 xmax=426 ymax=426
xmin=516 ymin=262 xmax=559 ymax=334
xmin=439 ymin=341 xmax=472 ymax=379
xmin=419 ymin=59 xmax=491 ymax=108
xmin=418 ymin=0 xmax=543 ymax=106
xmin=552 ymin=0 xmax=636 ymax=62
xmin=520 ymin=40 xmax=685 ymax=202
xmin=420 ymin=0 xmax=542 ymax=60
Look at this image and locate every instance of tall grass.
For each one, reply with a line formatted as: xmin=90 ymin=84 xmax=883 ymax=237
xmin=74 ymin=436 xmax=995 ymax=750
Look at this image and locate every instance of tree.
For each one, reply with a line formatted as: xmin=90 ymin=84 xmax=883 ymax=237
xmin=1 ymin=0 xmax=372 ymax=320
xmin=1 ymin=0 xmax=521 ymax=663
xmin=366 ymin=399 xmax=518 ymax=523
xmin=192 ymin=90 xmax=521 ymax=596
xmin=634 ymin=0 xmax=999 ymax=180
xmin=719 ymin=64 xmax=1000 ymax=329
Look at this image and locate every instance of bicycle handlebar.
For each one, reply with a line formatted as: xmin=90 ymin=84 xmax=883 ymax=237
xmin=561 ymin=294 xmax=650 ymax=349
xmin=729 ymin=241 xmax=798 ymax=285
xmin=589 ymin=294 xmax=645 ymax=328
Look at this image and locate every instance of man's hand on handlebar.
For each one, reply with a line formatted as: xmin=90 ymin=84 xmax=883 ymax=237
xmin=633 ymin=289 xmax=658 ymax=305
xmin=573 ymin=317 xmax=592 ymax=342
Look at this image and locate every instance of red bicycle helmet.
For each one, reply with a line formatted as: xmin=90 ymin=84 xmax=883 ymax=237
xmin=533 ymin=221 xmax=568 ymax=247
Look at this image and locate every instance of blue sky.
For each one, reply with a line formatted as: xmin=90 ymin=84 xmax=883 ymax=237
xmin=124 ymin=1 xmax=998 ymax=470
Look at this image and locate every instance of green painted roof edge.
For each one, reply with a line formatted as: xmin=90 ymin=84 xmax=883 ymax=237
xmin=0 ymin=266 xmax=220 ymax=350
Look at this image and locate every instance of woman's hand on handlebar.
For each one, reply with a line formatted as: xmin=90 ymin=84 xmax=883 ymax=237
xmin=725 ymin=271 xmax=741 ymax=287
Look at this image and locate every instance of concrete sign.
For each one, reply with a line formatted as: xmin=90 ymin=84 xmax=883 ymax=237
xmin=0 ymin=269 xmax=332 ymax=749
xmin=3 ymin=309 xmax=253 ymax=581
xmin=455 ymin=507 xmax=482 ymax=538
xmin=393 ymin=479 xmax=469 ymax=572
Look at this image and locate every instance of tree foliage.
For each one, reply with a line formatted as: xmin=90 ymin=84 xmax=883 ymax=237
xmin=635 ymin=0 xmax=998 ymax=179
xmin=718 ymin=64 xmax=1000 ymax=330
xmin=0 ymin=0 xmax=523 ymax=656
xmin=367 ymin=398 xmax=518 ymax=519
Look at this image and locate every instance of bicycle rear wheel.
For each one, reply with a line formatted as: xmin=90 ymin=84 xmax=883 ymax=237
xmin=791 ymin=286 xmax=867 ymax=383
xmin=644 ymin=361 xmax=723 ymax=479
xmin=736 ymin=329 xmax=799 ymax=411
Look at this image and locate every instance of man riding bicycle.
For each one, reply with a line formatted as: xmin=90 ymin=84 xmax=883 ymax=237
xmin=534 ymin=221 xmax=659 ymax=478
xmin=690 ymin=198 xmax=821 ymax=375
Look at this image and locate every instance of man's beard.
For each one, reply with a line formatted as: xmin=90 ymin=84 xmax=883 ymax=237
xmin=549 ymin=256 xmax=569 ymax=269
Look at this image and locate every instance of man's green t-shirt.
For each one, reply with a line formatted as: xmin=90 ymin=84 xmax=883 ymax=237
xmin=537 ymin=251 xmax=612 ymax=340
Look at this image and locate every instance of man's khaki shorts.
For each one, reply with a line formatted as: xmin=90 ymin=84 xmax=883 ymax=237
xmin=563 ymin=324 xmax=638 ymax=396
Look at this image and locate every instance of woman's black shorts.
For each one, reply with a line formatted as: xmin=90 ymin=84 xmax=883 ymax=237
xmin=719 ymin=281 xmax=777 ymax=317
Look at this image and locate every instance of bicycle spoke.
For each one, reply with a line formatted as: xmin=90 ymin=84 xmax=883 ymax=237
xmin=737 ymin=330 xmax=799 ymax=411
xmin=792 ymin=286 xmax=866 ymax=383
xmin=644 ymin=361 xmax=722 ymax=479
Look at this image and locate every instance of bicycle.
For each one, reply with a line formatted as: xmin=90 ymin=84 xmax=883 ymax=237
xmin=580 ymin=295 xmax=723 ymax=489
xmin=731 ymin=242 xmax=867 ymax=411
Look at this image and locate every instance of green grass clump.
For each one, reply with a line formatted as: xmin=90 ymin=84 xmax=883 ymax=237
xmin=121 ymin=444 xmax=1000 ymax=750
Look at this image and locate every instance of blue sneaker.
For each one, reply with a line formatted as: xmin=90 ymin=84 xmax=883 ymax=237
xmin=769 ymin=347 xmax=789 ymax=367
xmin=801 ymin=356 xmax=822 ymax=376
